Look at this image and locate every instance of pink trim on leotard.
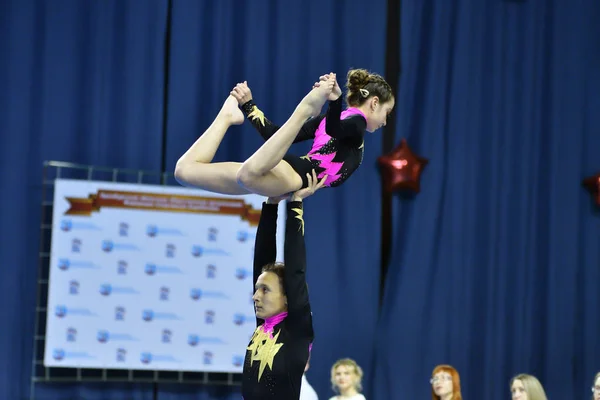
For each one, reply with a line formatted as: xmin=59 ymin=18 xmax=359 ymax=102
xmin=307 ymin=107 xmax=367 ymax=186
xmin=259 ymin=311 xmax=288 ymax=337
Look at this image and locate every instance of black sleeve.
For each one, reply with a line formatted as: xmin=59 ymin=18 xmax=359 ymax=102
xmin=325 ymin=97 xmax=367 ymax=140
xmin=241 ymin=100 xmax=321 ymax=143
xmin=253 ymin=202 xmax=278 ymax=286
xmin=283 ymin=201 xmax=313 ymax=338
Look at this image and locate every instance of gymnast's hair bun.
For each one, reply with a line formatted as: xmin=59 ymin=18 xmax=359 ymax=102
xmin=344 ymin=68 xmax=393 ymax=107
xmin=346 ymin=69 xmax=371 ymax=93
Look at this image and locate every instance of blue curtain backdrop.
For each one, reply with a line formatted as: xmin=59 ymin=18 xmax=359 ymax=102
xmin=372 ymin=1 xmax=600 ymax=400
xmin=0 ymin=0 xmax=386 ymax=399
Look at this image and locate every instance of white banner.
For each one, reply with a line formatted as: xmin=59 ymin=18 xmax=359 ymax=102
xmin=44 ymin=179 xmax=285 ymax=372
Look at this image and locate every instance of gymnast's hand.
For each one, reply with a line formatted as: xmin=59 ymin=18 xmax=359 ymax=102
xmin=290 ymin=170 xmax=327 ymax=202
xmin=231 ymin=81 xmax=253 ymax=105
xmin=313 ymin=73 xmax=341 ymax=101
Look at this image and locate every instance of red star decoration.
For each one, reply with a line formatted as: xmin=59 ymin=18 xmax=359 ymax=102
xmin=377 ymin=138 xmax=428 ymax=193
xmin=582 ymin=173 xmax=600 ymax=206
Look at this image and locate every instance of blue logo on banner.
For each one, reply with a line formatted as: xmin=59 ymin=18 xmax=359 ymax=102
xmin=206 ymin=264 xmax=217 ymax=279
xmin=233 ymin=313 xmax=255 ymax=326
xmin=55 ymin=305 xmax=67 ymax=318
xmin=162 ymin=329 xmax=172 ymax=343
xmin=52 ymin=348 xmax=95 ymax=361
xmin=119 ymin=222 xmax=129 ymax=237
xmin=142 ymin=310 xmax=154 ymax=321
xmin=191 ymin=245 xmax=203 ymax=257
xmin=235 ymin=268 xmax=251 ymax=280
xmin=58 ymin=258 xmax=98 ymax=271
xmin=97 ymin=330 xmax=109 ymax=343
xmin=145 ymin=263 xmax=156 ymax=275
xmin=97 ymin=330 xmax=138 ymax=343
xmin=190 ymin=289 xmax=201 ymax=300
xmin=146 ymin=225 xmax=158 ymax=237
xmin=61 ymin=219 xmax=101 ymax=232
xmin=71 ymin=238 xmax=82 ymax=252
xmin=116 ymin=348 xmax=127 ymax=362
xmin=101 ymin=240 xmax=113 ymax=252
xmin=60 ymin=220 xmax=72 ymax=232
xmin=203 ymin=351 xmax=213 ymax=365
xmin=102 ymin=240 xmax=139 ymax=253
xmin=100 ymin=284 xmax=139 ymax=296
xmin=160 ymin=286 xmax=170 ymax=301
xmin=191 ymin=245 xmax=230 ymax=258
xmin=232 ymin=355 xmax=244 ymax=367
xmin=205 ymin=310 xmax=215 ymax=324
xmin=115 ymin=306 xmax=126 ymax=321
xmin=53 ymin=349 xmax=65 ymax=360
xmin=66 ymin=327 xmax=77 ymax=342
xmin=146 ymin=225 xmax=183 ymax=238
xmin=188 ymin=335 xmax=225 ymax=347
xmin=189 ymin=288 xmax=228 ymax=301
xmin=141 ymin=352 xmax=152 ymax=364
xmin=117 ymin=260 xmax=128 ymax=274
xmin=208 ymin=227 xmax=218 ymax=242
xmin=69 ymin=280 xmax=80 ymax=295
xmin=142 ymin=310 xmax=181 ymax=322
xmin=140 ymin=352 xmax=178 ymax=364
xmin=54 ymin=305 xmax=96 ymax=318
xmin=58 ymin=259 xmax=70 ymax=270
xmin=236 ymin=230 xmax=256 ymax=243
xmin=145 ymin=263 xmax=182 ymax=276
xmin=188 ymin=334 xmax=199 ymax=346
xmin=236 ymin=230 xmax=248 ymax=242
xmin=165 ymin=243 xmax=176 ymax=258
xmin=100 ymin=284 xmax=112 ymax=296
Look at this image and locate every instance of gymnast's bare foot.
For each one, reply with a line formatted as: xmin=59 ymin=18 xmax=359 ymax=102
xmin=218 ymin=96 xmax=245 ymax=126
xmin=297 ymin=77 xmax=335 ymax=118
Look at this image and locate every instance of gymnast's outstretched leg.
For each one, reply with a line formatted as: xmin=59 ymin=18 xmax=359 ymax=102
xmin=235 ymin=77 xmax=335 ymax=195
xmin=174 ymin=96 xmax=252 ymax=195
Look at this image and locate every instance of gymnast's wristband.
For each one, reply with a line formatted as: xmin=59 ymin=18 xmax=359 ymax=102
xmin=240 ymin=100 xmax=256 ymax=116
xmin=288 ymin=200 xmax=303 ymax=208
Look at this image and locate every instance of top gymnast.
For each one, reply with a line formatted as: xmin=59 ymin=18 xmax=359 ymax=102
xmin=174 ymin=69 xmax=394 ymax=196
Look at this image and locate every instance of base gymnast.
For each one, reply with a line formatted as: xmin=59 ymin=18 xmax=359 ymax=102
xmin=242 ymin=171 xmax=324 ymax=400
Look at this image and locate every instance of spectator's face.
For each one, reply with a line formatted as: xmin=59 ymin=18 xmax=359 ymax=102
xmin=431 ymin=371 xmax=453 ymax=398
xmin=334 ymin=365 xmax=357 ymax=392
xmin=511 ymin=379 xmax=528 ymax=400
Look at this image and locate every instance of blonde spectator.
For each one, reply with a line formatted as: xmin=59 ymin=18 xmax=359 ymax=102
xmin=591 ymin=371 xmax=600 ymax=400
xmin=510 ymin=373 xmax=547 ymax=400
xmin=328 ymin=358 xmax=365 ymax=400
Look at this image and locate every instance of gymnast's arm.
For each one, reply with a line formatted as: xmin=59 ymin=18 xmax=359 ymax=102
xmin=283 ymin=200 xmax=312 ymax=335
xmin=232 ymin=82 xmax=320 ymax=143
xmin=325 ymin=97 xmax=367 ymax=141
xmin=253 ymin=201 xmax=278 ymax=296
xmin=241 ymin=100 xmax=321 ymax=143
xmin=283 ymin=172 xmax=324 ymax=336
